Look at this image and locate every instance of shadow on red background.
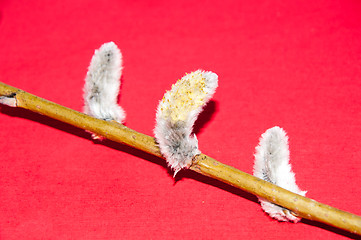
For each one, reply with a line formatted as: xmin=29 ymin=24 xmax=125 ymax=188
xmin=1 ymin=104 xmax=360 ymax=239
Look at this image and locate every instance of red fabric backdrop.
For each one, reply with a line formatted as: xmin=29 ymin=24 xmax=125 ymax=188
xmin=0 ymin=0 xmax=361 ymax=239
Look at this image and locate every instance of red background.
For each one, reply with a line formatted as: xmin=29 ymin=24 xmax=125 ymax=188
xmin=1 ymin=0 xmax=361 ymax=239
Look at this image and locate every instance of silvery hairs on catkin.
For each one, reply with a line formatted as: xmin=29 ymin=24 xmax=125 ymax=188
xmin=154 ymin=70 xmax=218 ymax=176
xmin=83 ymin=42 xmax=126 ymax=123
xmin=253 ymin=126 xmax=307 ymax=222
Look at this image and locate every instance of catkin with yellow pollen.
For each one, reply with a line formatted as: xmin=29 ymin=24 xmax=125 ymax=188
xmin=154 ymin=70 xmax=218 ymax=176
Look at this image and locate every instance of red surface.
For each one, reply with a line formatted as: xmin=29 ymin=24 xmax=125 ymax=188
xmin=1 ymin=0 xmax=361 ymax=239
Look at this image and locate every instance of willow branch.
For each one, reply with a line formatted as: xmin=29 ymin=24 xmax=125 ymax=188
xmin=0 ymin=81 xmax=360 ymax=235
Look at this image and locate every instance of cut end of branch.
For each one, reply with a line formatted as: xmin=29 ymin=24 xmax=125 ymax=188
xmin=0 ymin=95 xmax=17 ymax=107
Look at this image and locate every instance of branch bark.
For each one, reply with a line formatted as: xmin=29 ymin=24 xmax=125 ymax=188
xmin=1 ymin=81 xmax=360 ymax=235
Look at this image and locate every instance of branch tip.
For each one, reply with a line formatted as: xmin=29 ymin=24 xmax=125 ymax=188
xmin=0 ymin=94 xmax=17 ymax=107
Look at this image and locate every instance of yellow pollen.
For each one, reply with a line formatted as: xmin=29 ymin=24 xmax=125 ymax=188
xmin=160 ymin=71 xmax=208 ymax=122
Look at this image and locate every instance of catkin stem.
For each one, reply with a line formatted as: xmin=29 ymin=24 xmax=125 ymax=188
xmin=1 ymin=81 xmax=360 ymax=235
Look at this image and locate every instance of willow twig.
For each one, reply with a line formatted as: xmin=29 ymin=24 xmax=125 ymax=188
xmin=0 ymin=81 xmax=360 ymax=235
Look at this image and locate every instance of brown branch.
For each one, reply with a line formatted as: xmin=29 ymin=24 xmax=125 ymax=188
xmin=1 ymin=81 xmax=360 ymax=235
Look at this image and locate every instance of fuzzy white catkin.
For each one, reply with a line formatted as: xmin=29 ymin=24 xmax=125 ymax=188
xmin=253 ymin=126 xmax=307 ymax=223
xmin=83 ymin=42 xmax=126 ymax=123
xmin=154 ymin=70 xmax=218 ymax=176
